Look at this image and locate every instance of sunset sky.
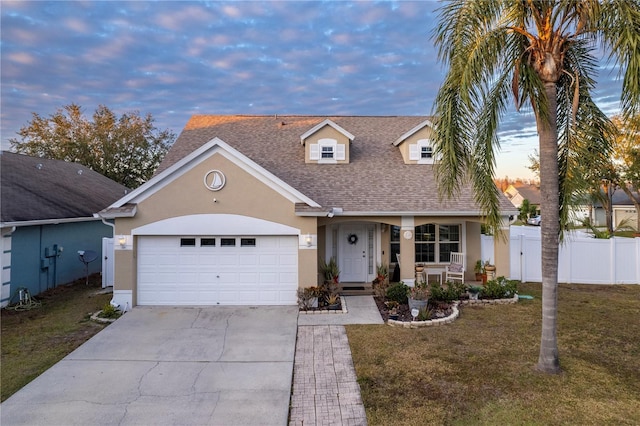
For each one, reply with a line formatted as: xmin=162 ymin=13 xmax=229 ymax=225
xmin=1 ymin=1 xmax=624 ymax=179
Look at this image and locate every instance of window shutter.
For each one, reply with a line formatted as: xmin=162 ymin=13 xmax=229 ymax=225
xmin=336 ymin=144 xmax=346 ymax=160
xmin=409 ymin=144 xmax=419 ymax=161
xmin=310 ymin=144 xmax=319 ymax=160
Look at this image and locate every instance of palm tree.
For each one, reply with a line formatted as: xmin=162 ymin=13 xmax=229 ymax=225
xmin=431 ymin=1 xmax=640 ymax=373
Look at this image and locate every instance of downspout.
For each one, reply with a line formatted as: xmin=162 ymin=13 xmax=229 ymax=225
xmin=99 ymin=216 xmax=116 ymax=235
xmin=98 ymin=215 xmax=124 ymax=310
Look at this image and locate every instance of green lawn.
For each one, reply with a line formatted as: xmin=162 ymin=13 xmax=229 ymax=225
xmin=1 ymin=276 xmax=111 ymax=402
xmin=347 ymin=283 xmax=640 ymax=425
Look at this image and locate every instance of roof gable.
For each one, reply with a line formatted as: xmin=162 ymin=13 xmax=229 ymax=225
xmin=300 ymin=119 xmax=355 ymax=144
xmin=392 ymin=119 xmax=435 ymax=146
xmin=101 ymin=137 xmax=319 ymax=217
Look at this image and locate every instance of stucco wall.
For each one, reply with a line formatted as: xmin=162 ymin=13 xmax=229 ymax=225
xmin=397 ymin=125 xmax=433 ymax=164
xmin=303 ymin=125 xmax=351 ymax=164
xmin=113 ymin=151 xmax=318 ymax=300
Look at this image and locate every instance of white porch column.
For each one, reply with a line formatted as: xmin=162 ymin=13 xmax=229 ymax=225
xmin=400 ymin=216 xmax=415 ymax=286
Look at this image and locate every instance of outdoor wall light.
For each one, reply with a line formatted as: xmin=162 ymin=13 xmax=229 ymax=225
xmin=118 ymin=235 xmax=127 ymax=247
xmin=305 ymin=234 xmax=312 ymax=247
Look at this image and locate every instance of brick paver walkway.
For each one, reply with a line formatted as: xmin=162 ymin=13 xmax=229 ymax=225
xmin=289 ymin=325 xmax=367 ymax=426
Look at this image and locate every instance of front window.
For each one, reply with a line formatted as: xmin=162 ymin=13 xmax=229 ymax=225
xmin=390 ymin=225 xmax=400 ymax=264
xmin=415 ymin=224 xmax=436 ymax=262
xmin=437 ymin=224 xmax=460 ymax=262
xmin=389 ymin=224 xmax=461 ymax=264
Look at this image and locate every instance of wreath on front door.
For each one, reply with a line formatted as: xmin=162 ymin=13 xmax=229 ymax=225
xmin=347 ymin=234 xmax=358 ymax=245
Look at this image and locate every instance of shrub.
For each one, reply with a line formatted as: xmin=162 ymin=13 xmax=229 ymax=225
xmin=386 ymin=282 xmax=409 ymax=304
xmin=417 ymin=305 xmax=434 ymax=321
xmin=98 ymin=302 xmax=121 ymax=319
xmin=429 ymin=281 xmax=467 ymax=302
xmin=483 ymin=276 xmax=518 ymax=299
xmin=373 ymin=278 xmax=389 ymax=299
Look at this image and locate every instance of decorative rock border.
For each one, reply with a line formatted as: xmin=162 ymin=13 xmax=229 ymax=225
xmin=387 ymin=302 xmax=460 ymax=328
xmin=460 ymin=294 xmax=519 ymax=306
xmin=387 ymin=294 xmax=519 ymax=329
xmin=299 ymin=296 xmax=348 ymax=315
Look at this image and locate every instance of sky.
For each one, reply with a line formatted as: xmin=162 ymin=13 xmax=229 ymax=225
xmin=0 ymin=1 xmax=625 ymax=180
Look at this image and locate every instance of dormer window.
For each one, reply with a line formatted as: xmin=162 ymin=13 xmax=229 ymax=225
xmin=392 ymin=118 xmax=436 ymax=165
xmin=420 ymin=145 xmax=433 ymax=159
xmin=309 ymin=138 xmax=345 ymax=164
xmin=321 ymin=145 xmax=334 ymax=159
xmin=301 ymin=119 xmax=353 ymax=164
xmin=409 ymin=139 xmax=436 ymax=164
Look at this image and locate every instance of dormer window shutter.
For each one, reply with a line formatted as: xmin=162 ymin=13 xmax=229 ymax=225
xmin=409 ymin=144 xmax=420 ymax=161
xmin=310 ymin=143 xmax=320 ymax=160
xmin=336 ymin=144 xmax=346 ymax=161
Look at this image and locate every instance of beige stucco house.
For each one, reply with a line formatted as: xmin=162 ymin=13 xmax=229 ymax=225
xmin=98 ymin=116 xmax=517 ymax=308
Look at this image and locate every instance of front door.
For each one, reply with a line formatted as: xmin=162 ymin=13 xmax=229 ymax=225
xmin=339 ymin=224 xmax=368 ymax=282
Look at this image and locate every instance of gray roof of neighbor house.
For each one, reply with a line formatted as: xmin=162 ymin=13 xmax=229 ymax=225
xmin=510 ymin=183 xmax=541 ymax=205
xmin=158 ymin=115 xmax=516 ymax=215
xmin=1 ymin=151 xmax=129 ymax=224
xmin=594 ymin=186 xmax=639 ymax=207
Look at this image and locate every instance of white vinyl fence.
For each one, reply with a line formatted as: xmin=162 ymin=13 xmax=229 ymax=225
xmin=482 ymin=226 xmax=640 ymax=284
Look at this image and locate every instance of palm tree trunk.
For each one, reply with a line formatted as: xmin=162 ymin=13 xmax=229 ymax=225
xmin=536 ymin=81 xmax=562 ymax=374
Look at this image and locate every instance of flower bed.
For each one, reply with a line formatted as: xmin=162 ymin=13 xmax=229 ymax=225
xmin=373 ymin=277 xmax=520 ymax=328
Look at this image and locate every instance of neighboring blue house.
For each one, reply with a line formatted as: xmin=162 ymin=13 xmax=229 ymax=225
xmin=1 ymin=151 xmax=129 ymax=307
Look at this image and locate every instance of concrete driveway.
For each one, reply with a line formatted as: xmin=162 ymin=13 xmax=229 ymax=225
xmin=1 ymin=305 xmax=298 ymax=426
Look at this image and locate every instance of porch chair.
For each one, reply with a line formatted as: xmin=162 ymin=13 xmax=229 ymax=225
xmin=445 ymin=252 xmax=465 ymax=284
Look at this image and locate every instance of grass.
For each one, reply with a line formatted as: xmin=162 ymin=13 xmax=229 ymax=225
xmin=346 ymin=283 xmax=640 ymax=425
xmin=1 ymin=275 xmax=112 ymax=402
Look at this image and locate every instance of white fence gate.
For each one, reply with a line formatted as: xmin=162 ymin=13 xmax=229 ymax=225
xmin=101 ymin=237 xmax=114 ymax=288
xmin=482 ymin=226 xmax=640 ymax=284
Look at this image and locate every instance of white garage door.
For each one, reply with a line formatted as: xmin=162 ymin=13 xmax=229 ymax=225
xmin=137 ymin=235 xmax=298 ymax=305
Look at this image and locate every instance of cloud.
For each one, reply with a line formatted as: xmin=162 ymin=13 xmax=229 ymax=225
xmin=0 ymin=0 xmax=625 ymax=182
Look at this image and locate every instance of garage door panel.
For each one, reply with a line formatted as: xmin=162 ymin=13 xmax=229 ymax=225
xmin=278 ymin=272 xmax=298 ymax=284
xmin=239 ymin=272 xmax=259 ymax=283
xmin=137 ymin=235 xmax=297 ymax=306
xmin=218 ymin=254 xmax=239 ymax=265
xmin=238 ymin=254 xmax=258 ymax=266
xmin=278 ymin=254 xmax=297 ymax=266
xmin=179 ymin=254 xmax=198 ymax=265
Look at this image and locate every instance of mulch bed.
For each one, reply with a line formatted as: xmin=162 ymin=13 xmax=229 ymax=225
xmin=374 ymin=297 xmax=454 ymax=322
xmin=299 ymin=302 xmax=342 ymax=312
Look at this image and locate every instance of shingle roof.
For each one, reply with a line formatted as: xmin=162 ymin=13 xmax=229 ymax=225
xmin=512 ymin=183 xmax=541 ymax=205
xmin=1 ymin=151 xmax=130 ymax=223
xmin=158 ymin=115 xmax=516 ymax=215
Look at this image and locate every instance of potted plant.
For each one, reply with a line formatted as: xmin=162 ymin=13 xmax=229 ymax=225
xmin=467 ymin=285 xmax=482 ymax=300
xmin=373 ymin=263 xmax=388 ymax=286
xmin=474 ymin=260 xmax=484 ymax=281
xmin=326 ymin=293 xmax=341 ymax=310
xmin=408 ymin=281 xmax=430 ymax=312
xmin=386 ymin=300 xmax=399 ymax=320
xmin=302 ymin=286 xmax=323 ymax=308
xmin=319 ymin=257 xmax=340 ymax=284
xmin=484 ymin=261 xmax=496 ymax=281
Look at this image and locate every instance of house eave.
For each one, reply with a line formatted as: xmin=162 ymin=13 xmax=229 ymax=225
xmin=392 ymin=119 xmax=435 ymax=146
xmin=299 ymin=119 xmax=355 ymax=144
xmin=1 ymin=216 xmax=102 ymax=228
xmin=296 ymin=210 xmax=518 ymax=218
xmin=94 ymin=204 xmax=138 ymax=219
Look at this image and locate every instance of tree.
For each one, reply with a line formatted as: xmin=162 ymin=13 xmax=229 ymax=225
xmin=518 ymin=199 xmax=532 ymax=222
xmin=10 ymin=104 xmax=176 ymax=188
xmin=432 ymin=1 xmax=640 ymax=374
xmin=611 ymin=114 xmax=640 ymax=231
